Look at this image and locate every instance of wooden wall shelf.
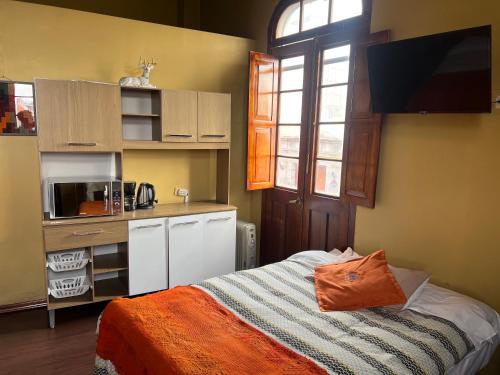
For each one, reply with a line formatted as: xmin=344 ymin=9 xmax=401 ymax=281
xmin=123 ymin=140 xmax=230 ymax=150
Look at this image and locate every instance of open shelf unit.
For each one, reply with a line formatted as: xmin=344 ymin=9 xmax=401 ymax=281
xmin=47 ymin=242 xmax=129 ymax=310
xmin=121 ymin=87 xmax=162 ymax=141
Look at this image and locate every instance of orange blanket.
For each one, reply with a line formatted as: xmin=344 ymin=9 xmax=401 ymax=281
xmin=97 ymin=286 xmax=326 ymax=375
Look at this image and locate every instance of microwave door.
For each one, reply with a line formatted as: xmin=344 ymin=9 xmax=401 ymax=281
xmin=79 ymin=182 xmax=112 ymax=217
xmin=53 ymin=183 xmax=85 ymax=219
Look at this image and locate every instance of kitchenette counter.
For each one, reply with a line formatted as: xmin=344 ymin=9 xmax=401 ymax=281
xmin=42 ymin=201 xmax=238 ymax=227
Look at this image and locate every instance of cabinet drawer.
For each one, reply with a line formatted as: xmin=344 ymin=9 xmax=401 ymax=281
xmin=44 ymin=221 xmax=128 ymax=251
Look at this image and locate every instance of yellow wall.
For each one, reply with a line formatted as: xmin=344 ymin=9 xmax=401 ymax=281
xmin=0 ymin=0 xmax=258 ymax=305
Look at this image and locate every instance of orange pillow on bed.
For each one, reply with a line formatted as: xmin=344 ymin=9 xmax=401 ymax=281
xmin=314 ymin=249 xmax=407 ymax=312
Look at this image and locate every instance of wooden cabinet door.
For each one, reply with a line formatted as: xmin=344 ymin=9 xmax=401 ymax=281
xmin=36 ymin=79 xmax=121 ymax=152
xmin=36 ymin=79 xmax=79 ymax=152
xmin=76 ymin=81 xmax=122 ymax=152
xmin=202 ymin=210 xmax=236 ymax=279
xmin=197 ymin=92 xmax=231 ymax=143
xmin=128 ymin=218 xmax=168 ymax=295
xmin=168 ymin=214 xmax=204 ymax=288
xmin=162 ymin=89 xmax=198 ymax=143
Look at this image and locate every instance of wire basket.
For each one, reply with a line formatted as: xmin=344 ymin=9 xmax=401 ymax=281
xmin=47 ymin=249 xmax=90 ymax=272
xmin=48 ymin=276 xmax=91 ymax=299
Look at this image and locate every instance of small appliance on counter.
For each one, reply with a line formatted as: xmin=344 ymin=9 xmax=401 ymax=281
xmin=124 ymin=181 xmax=137 ymax=212
xmin=136 ymin=182 xmax=157 ymax=209
xmin=46 ymin=177 xmax=122 ymax=220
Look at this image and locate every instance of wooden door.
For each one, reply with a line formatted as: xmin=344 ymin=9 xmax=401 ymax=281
xmin=260 ymin=41 xmax=314 ymax=265
xmin=162 ymin=89 xmax=198 ymax=143
xmin=76 ymin=81 xmax=122 ymax=152
xmin=36 ymin=79 xmax=79 ymax=152
xmin=168 ymin=214 xmax=204 ymax=287
xmin=202 ymin=211 xmax=236 ymax=279
xmin=128 ymin=218 xmax=168 ymax=295
xmin=197 ymin=92 xmax=231 ymax=143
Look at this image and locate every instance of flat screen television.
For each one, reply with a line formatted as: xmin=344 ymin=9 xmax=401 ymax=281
xmin=367 ymin=25 xmax=491 ymax=114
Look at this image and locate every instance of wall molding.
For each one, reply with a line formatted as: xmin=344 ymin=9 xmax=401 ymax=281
xmin=0 ymin=299 xmax=47 ymax=314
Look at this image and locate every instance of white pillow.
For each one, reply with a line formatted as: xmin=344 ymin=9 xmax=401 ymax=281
xmin=408 ymin=283 xmax=500 ymax=348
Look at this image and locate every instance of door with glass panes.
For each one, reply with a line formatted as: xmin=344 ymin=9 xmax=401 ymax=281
xmin=250 ymin=0 xmax=386 ymax=265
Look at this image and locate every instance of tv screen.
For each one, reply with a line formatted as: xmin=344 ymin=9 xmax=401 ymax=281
xmin=367 ymin=25 xmax=491 ymax=114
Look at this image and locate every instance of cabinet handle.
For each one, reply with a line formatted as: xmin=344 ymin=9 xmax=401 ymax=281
xmin=208 ymin=217 xmax=232 ymax=223
xmin=134 ymin=223 xmax=163 ymax=230
xmin=72 ymin=229 xmax=104 ymax=236
xmin=201 ymin=134 xmax=226 ymax=138
xmin=166 ymin=134 xmax=193 ymax=138
xmin=67 ymin=142 xmax=97 ymax=146
xmin=171 ymin=220 xmax=199 ymax=227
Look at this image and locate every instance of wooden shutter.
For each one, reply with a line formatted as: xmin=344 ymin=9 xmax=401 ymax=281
xmin=342 ymin=31 xmax=390 ymax=208
xmin=246 ymin=52 xmax=279 ymax=191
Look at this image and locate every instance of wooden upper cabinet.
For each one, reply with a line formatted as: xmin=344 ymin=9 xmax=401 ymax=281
xmin=246 ymin=52 xmax=279 ymax=191
xmin=36 ymin=79 xmax=122 ymax=152
xmin=342 ymin=31 xmax=390 ymax=208
xmin=162 ymin=89 xmax=198 ymax=143
xmin=197 ymin=92 xmax=231 ymax=143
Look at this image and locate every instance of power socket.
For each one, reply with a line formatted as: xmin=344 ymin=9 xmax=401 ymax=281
xmin=174 ymin=187 xmax=190 ymax=203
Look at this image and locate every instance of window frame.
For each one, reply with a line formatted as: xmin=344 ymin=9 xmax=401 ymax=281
xmin=268 ymin=0 xmax=372 ymax=49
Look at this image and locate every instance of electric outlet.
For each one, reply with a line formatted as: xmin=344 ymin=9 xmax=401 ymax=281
xmin=496 ymin=96 xmax=500 ymax=109
xmin=174 ymin=188 xmax=189 ymax=197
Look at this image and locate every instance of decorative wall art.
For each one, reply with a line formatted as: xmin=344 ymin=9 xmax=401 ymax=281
xmin=0 ymin=81 xmax=36 ymax=136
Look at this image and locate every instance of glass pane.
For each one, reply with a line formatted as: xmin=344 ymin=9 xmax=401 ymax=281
xmin=276 ymin=2 xmax=300 ymax=38
xmin=319 ymin=85 xmax=348 ymax=122
xmin=0 ymin=81 xmax=36 ymax=136
xmin=279 ymin=91 xmax=303 ymax=124
xmin=322 ymin=45 xmax=351 ymax=85
xmin=280 ymin=56 xmax=304 ymax=91
xmin=278 ymin=126 xmax=301 ymax=157
xmin=331 ymin=0 xmax=363 ymax=23
xmin=302 ymin=0 xmax=329 ymax=31
xmin=317 ymin=124 xmax=344 ymax=160
xmin=276 ymin=157 xmax=299 ymax=190
xmin=314 ymin=160 xmax=342 ymax=197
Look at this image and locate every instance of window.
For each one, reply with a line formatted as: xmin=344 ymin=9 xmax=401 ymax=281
xmin=314 ymin=44 xmax=350 ymax=197
xmin=0 ymin=82 xmax=36 ymax=136
xmin=275 ymin=56 xmax=304 ymax=190
xmin=275 ymin=0 xmax=363 ymax=39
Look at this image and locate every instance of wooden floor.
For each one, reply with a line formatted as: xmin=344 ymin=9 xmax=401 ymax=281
xmin=0 ymin=303 xmax=107 ymax=375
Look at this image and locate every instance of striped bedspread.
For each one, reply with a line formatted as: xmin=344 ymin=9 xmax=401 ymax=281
xmin=195 ymin=259 xmax=474 ymax=375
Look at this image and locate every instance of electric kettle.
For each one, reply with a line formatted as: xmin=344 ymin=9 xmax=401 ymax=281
xmin=136 ymin=183 xmax=157 ymax=209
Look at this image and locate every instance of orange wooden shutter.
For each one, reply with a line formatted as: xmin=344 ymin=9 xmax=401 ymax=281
xmin=246 ymin=52 xmax=279 ymax=191
xmin=342 ymin=31 xmax=390 ymax=208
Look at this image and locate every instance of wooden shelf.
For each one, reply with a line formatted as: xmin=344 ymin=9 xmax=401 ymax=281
xmin=94 ymin=278 xmax=128 ymax=300
xmin=48 ymin=290 xmax=93 ymax=310
xmin=93 ymin=253 xmax=128 ymax=275
xmin=122 ymin=112 xmax=160 ymax=118
xmin=123 ymin=140 xmax=229 ymax=150
xmin=120 ymin=86 xmax=160 ymax=92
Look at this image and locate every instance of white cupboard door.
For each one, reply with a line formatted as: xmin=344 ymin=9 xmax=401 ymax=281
xmin=203 ymin=211 xmax=236 ymax=279
xmin=168 ymin=214 xmax=204 ymax=288
xmin=128 ymin=218 xmax=168 ymax=295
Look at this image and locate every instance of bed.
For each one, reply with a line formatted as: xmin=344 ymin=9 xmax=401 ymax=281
xmin=94 ymin=251 xmax=499 ymax=374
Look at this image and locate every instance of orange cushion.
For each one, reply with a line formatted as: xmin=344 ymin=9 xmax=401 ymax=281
xmin=314 ymin=249 xmax=407 ymax=312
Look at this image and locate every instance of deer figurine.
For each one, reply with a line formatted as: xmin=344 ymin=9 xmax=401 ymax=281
xmin=119 ymin=58 xmax=157 ymax=88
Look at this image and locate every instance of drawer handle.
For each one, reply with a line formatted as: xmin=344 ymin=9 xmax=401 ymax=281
xmin=201 ymin=134 xmax=226 ymax=138
xmin=135 ymin=223 xmax=163 ymax=230
xmin=67 ymin=142 xmax=97 ymax=146
xmin=166 ymin=134 xmax=193 ymax=138
xmin=208 ymin=217 xmax=232 ymax=223
xmin=172 ymin=220 xmax=199 ymax=227
xmin=72 ymin=229 xmax=104 ymax=236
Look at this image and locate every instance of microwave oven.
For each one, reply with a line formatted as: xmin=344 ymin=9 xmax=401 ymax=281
xmin=47 ymin=177 xmax=122 ymax=220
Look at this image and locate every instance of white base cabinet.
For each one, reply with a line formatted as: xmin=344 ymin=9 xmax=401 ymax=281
xmin=127 ymin=210 xmax=237 ymax=294
xmin=128 ymin=218 xmax=168 ymax=295
xmin=168 ymin=214 xmax=205 ymax=288
xmin=202 ymin=211 xmax=236 ymax=280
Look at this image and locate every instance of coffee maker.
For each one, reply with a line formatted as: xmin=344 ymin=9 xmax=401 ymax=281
xmin=123 ymin=181 xmax=137 ymax=211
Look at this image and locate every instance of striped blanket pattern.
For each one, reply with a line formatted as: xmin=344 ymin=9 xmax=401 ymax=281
xmin=195 ymin=259 xmax=474 ymax=375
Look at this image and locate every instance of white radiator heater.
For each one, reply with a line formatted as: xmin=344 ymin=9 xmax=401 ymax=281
xmin=236 ymin=220 xmax=257 ymax=271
